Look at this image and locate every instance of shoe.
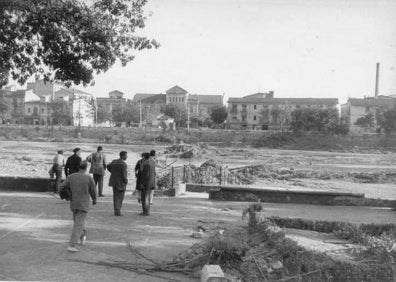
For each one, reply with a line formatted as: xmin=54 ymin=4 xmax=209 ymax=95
xmin=99 ymin=194 xmax=105 ymax=197
xmin=67 ymin=246 xmax=79 ymax=252
xmin=115 ymin=213 xmax=123 ymax=216
xmin=139 ymin=212 xmax=149 ymax=216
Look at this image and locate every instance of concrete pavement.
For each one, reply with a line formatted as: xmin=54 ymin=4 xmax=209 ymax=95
xmin=0 ymin=191 xmax=395 ymax=281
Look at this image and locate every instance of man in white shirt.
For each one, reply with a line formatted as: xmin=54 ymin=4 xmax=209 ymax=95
xmin=52 ymin=150 xmax=65 ymax=193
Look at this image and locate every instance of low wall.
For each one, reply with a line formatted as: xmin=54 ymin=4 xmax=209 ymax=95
xmin=185 ymin=184 xmax=366 ymax=205
xmin=0 ymin=176 xmax=55 ymax=192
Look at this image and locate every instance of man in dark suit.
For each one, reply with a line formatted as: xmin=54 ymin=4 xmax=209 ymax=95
xmin=65 ymin=148 xmax=82 ymax=176
xmin=107 ymin=151 xmax=128 ymax=216
xmin=140 ymin=152 xmax=156 ymax=216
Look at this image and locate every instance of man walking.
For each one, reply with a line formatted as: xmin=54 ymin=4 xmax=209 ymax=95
xmin=87 ymin=146 xmax=106 ymax=197
xmin=52 ymin=150 xmax=65 ymax=193
xmin=65 ymin=148 xmax=82 ymax=177
xmin=107 ymin=151 xmax=128 ymax=216
xmin=60 ymin=161 xmax=96 ymax=253
xmin=149 ymin=150 xmax=157 ymax=205
xmin=140 ymin=152 xmax=155 ymax=216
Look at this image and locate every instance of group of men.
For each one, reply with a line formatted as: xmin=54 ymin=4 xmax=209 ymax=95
xmin=51 ymin=146 xmax=157 ymax=252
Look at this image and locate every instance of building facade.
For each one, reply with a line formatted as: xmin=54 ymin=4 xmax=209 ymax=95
xmin=227 ymin=91 xmax=338 ymax=130
xmin=132 ymin=85 xmax=223 ymax=126
xmin=96 ymin=90 xmax=126 ymax=118
xmin=342 ymin=96 xmax=396 ymax=133
xmin=1 ymin=80 xmax=94 ymax=126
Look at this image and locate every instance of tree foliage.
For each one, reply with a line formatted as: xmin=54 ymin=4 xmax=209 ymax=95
xmin=112 ymin=100 xmax=140 ymax=126
xmin=377 ymin=108 xmax=396 ymax=133
xmin=49 ymin=100 xmax=71 ymax=125
xmin=96 ymin=103 xmax=112 ymax=124
xmin=0 ymin=0 xmax=159 ymax=88
xmin=354 ymin=113 xmax=375 ymax=130
xmin=0 ymin=97 xmax=12 ymax=121
xmin=290 ymin=108 xmax=342 ymax=133
xmin=161 ymin=103 xmax=187 ymax=127
xmin=210 ymin=105 xmax=228 ymax=125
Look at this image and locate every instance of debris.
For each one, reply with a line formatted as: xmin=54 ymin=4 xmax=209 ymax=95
xmin=192 ymin=231 xmax=204 ymax=239
xmin=201 ymin=265 xmax=227 ymax=282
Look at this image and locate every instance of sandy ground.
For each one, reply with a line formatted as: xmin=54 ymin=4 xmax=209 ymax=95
xmin=0 ymin=140 xmax=395 ymax=200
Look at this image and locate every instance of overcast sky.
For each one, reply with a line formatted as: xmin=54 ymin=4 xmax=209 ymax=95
xmin=31 ymin=0 xmax=396 ymax=103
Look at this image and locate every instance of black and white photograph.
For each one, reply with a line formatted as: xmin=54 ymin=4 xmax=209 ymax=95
xmin=0 ymin=0 xmax=395 ymax=281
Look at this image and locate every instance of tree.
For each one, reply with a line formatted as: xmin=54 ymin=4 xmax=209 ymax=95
xmin=354 ymin=113 xmax=375 ymax=131
xmin=49 ymin=101 xmax=71 ymax=125
xmin=0 ymin=0 xmax=159 ymax=88
xmin=161 ymin=103 xmax=187 ymax=127
xmin=112 ymin=101 xmax=140 ymax=126
xmin=0 ymin=98 xmax=12 ymax=121
xmin=96 ymin=103 xmax=112 ymax=124
xmin=378 ymin=108 xmax=396 ymax=133
xmin=210 ymin=105 xmax=228 ymax=125
xmin=290 ymin=108 xmax=341 ymax=133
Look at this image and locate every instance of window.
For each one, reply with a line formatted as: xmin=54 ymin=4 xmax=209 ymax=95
xmin=41 ymin=108 xmax=45 ymax=114
xmin=181 ymin=97 xmax=184 ymax=102
xmin=27 ymin=108 xmax=31 ymax=114
xmin=253 ymin=116 xmax=256 ymax=121
xmin=254 ymin=105 xmax=257 ymax=110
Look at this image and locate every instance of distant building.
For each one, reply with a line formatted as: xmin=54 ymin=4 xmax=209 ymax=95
xmin=96 ymin=90 xmax=126 ymax=115
xmin=1 ymin=80 xmax=94 ymax=126
xmin=132 ymin=85 xmax=223 ymax=126
xmin=227 ymin=91 xmax=338 ymax=130
xmin=342 ymin=96 xmax=396 ymax=133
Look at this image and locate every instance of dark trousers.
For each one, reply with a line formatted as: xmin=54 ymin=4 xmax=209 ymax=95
xmin=141 ymin=189 xmax=151 ymax=215
xmin=53 ymin=164 xmax=63 ymax=192
xmin=93 ymin=174 xmax=104 ymax=196
xmin=112 ymin=187 xmax=125 ymax=215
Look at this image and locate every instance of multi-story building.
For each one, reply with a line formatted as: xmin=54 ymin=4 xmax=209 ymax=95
xmin=341 ymin=96 xmax=396 ymax=133
xmin=96 ymin=90 xmax=126 ymax=117
xmin=1 ymin=80 xmax=94 ymax=126
xmin=132 ymin=85 xmax=223 ymax=125
xmin=227 ymin=91 xmax=338 ymax=130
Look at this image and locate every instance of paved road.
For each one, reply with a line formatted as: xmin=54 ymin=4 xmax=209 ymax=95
xmin=0 ymin=191 xmax=394 ymax=281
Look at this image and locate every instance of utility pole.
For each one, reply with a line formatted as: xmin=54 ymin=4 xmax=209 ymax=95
xmin=375 ymin=62 xmax=380 ymax=97
xmin=187 ymin=103 xmax=190 ymax=132
xmin=139 ymin=100 xmax=142 ymax=128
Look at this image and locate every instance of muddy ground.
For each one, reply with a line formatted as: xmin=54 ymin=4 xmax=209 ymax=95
xmin=0 ymin=140 xmax=395 ymax=200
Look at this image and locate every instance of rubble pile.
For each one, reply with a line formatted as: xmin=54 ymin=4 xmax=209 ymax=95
xmin=169 ymin=204 xmax=396 ymax=282
xmin=163 ymin=143 xmax=208 ymax=159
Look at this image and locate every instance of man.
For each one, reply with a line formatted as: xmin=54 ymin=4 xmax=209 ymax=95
xmin=149 ymin=150 xmax=157 ymax=205
xmin=107 ymin=151 xmax=128 ymax=216
xmin=86 ymin=146 xmax=106 ymax=197
xmin=59 ymin=161 xmax=96 ymax=253
xmin=52 ymin=150 xmax=65 ymax=193
xmin=140 ymin=152 xmax=155 ymax=216
xmin=134 ymin=152 xmax=148 ymax=204
xmin=65 ymin=148 xmax=82 ymax=177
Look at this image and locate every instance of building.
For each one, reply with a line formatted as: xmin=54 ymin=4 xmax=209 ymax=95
xmin=227 ymin=91 xmax=338 ymax=130
xmin=132 ymin=85 xmax=223 ymax=126
xmin=96 ymin=90 xmax=126 ymax=117
xmin=342 ymin=96 xmax=396 ymax=133
xmin=1 ymin=80 xmax=94 ymax=126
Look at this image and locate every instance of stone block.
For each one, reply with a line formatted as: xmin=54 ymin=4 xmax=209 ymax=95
xmin=201 ymin=265 xmax=227 ymax=282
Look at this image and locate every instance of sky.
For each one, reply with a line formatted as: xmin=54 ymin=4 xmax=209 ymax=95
xmin=23 ymin=0 xmax=396 ymax=103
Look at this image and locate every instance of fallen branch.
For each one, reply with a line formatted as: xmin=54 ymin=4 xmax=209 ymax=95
xmin=253 ymin=256 xmax=268 ymax=282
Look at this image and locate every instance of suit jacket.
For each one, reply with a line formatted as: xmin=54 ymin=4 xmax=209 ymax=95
xmin=141 ymin=158 xmax=156 ymax=191
xmin=87 ymin=152 xmax=106 ymax=175
xmin=59 ymin=171 xmax=96 ymax=212
xmin=65 ymin=154 xmax=82 ymax=176
xmin=107 ymin=159 xmax=128 ymax=191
